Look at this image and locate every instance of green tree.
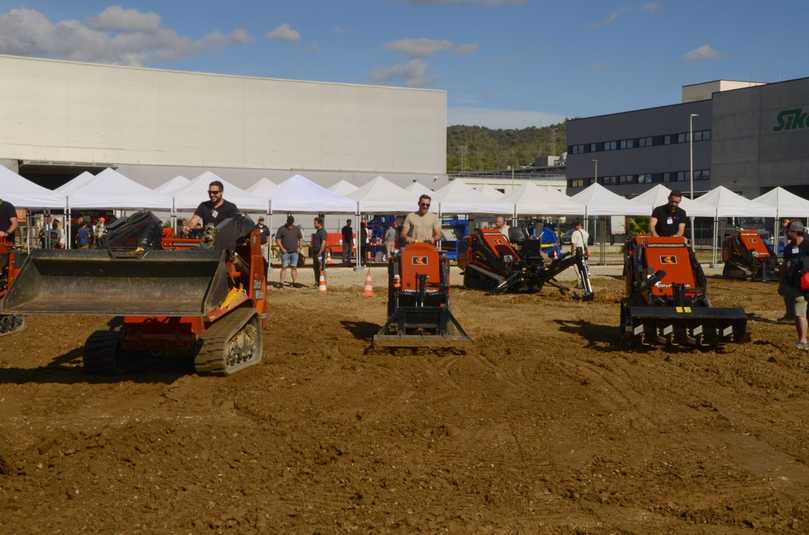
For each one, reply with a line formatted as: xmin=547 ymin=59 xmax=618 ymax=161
xmin=447 ymin=122 xmax=567 ymax=172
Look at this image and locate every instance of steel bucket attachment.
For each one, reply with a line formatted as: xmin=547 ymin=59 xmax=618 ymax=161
xmin=1 ymin=249 xmax=230 ymax=317
xmin=622 ymin=305 xmax=748 ymax=346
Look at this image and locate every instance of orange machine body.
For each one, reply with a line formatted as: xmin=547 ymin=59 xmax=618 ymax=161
xmin=399 ymin=242 xmax=443 ymax=291
xmin=0 ymin=240 xmax=21 ymax=297
xmin=737 ymin=229 xmax=772 ymax=258
xmin=119 ymin=228 xmax=268 ymax=354
xmin=631 ymin=235 xmax=698 ymax=299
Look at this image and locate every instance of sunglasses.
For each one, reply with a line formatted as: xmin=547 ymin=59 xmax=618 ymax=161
xmin=419 ymin=202 xmax=430 ymax=207
xmin=208 ymin=190 xmax=221 ymax=195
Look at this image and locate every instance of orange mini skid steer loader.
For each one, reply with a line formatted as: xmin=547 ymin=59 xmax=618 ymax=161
xmin=621 ymin=235 xmax=748 ymax=346
xmin=0 ymin=239 xmax=25 ymax=336
xmin=1 ymin=212 xmax=268 ymax=375
xmin=373 ymin=242 xmax=470 ymax=348
xmin=722 ymin=228 xmax=779 ymax=282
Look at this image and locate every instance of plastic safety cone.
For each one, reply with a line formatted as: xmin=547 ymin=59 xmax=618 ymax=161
xmin=326 ymin=250 xmax=333 ymax=265
xmin=362 ymin=269 xmax=375 ymax=298
xmin=319 ymin=271 xmax=327 ymax=293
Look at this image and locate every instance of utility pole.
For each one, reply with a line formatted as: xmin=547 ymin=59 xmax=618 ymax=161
xmin=689 ymin=113 xmax=699 ymax=247
xmin=592 ymin=159 xmax=598 ymax=185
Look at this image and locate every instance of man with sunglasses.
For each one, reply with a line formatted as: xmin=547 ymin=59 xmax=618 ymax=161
xmin=650 ymin=190 xmax=687 ymax=238
xmin=401 ymin=194 xmax=441 ymax=244
xmin=183 ymin=180 xmax=240 ymax=235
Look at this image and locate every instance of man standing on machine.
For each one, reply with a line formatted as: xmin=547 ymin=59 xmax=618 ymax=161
xmin=401 ymin=194 xmax=441 ymax=245
xmin=650 ymin=190 xmax=687 ymax=237
xmin=183 ymin=180 xmax=240 ymax=234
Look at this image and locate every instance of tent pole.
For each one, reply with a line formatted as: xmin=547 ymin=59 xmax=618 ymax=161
xmin=26 ymin=212 xmax=31 ymax=253
xmin=171 ymin=198 xmax=177 ymax=234
xmin=66 ymin=197 xmax=71 ymax=250
xmin=354 ymin=207 xmax=360 ymax=272
xmin=267 ymin=200 xmax=272 ymax=283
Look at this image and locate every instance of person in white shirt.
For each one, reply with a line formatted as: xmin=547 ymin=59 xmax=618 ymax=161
xmin=570 ymin=221 xmax=590 ymax=257
xmin=494 ymin=215 xmax=510 ymax=238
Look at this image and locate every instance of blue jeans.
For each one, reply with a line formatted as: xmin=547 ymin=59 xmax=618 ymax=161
xmin=281 ymin=251 xmax=299 ymax=268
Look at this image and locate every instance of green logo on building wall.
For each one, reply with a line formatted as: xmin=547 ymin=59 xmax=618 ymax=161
xmin=774 ymin=108 xmax=808 ymax=131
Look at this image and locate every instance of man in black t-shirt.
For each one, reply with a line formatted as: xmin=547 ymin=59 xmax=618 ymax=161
xmin=311 ymin=216 xmax=328 ymax=287
xmin=0 ymin=198 xmax=18 ymax=243
xmin=650 ymin=190 xmax=687 ymax=237
xmin=183 ymin=180 xmax=240 ymax=234
xmin=341 ymin=219 xmax=354 ymax=264
xmin=782 ymin=221 xmax=809 ymax=350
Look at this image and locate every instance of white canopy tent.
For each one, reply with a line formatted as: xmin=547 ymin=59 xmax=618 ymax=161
xmin=629 ymin=184 xmax=715 ymax=218
xmin=247 ymin=178 xmax=277 ymax=199
xmin=753 ymin=187 xmax=809 ymax=248
xmin=406 ymin=181 xmax=433 ymax=197
xmin=479 ymin=185 xmax=505 ymax=200
xmin=431 ymin=180 xmax=513 ymax=215
xmin=503 ymin=183 xmax=585 ymax=216
xmin=691 ymin=186 xmax=776 ymax=265
xmin=329 ymin=180 xmax=358 ymax=197
xmin=0 ymin=164 xmax=65 ymax=209
xmin=571 ymin=183 xmax=650 ymax=217
xmin=270 ymin=174 xmax=356 ymax=213
xmin=172 ymin=171 xmax=267 ymax=212
xmin=347 ymin=176 xmax=412 ymax=213
xmin=55 ymin=171 xmax=96 ymax=195
xmin=153 ymin=175 xmax=190 ymax=194
xmin=67 ymin=168 xmax=172 ymax=210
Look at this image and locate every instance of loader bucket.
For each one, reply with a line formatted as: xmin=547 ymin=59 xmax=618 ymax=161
xmin=622 ymin=305 xmax=748 ymax=345
xmin=1 ymin=249 xmax=230 ymax=317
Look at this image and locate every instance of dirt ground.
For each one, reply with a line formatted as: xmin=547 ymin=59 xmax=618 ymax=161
xmin=1 ymin=276 xmax=808 ymax=534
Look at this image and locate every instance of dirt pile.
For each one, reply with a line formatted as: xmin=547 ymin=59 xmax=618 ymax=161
xmin=1 ymin=277 xmax=808 ymax=533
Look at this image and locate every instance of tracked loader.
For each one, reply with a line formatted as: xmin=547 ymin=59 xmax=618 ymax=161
xmin=1 ymin=212 xmax=268 ymax=375
xmin=621 ymin=235 xmax=747 ymax=346
xmin=721 ymin=228 xmax=779 ymax=282
xmin=373 ymin=242 xmax=470 ymax=348
xmin=0 ymin=239 xmax=25 ymax=336
xmin=459 ymin=227 xmax=594 ymax=299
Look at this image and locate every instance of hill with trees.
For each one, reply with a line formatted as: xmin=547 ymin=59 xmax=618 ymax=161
xmin=446 ymin=122 xmax=567 ymax=173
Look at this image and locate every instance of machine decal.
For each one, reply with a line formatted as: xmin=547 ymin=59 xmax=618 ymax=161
xmin=659 ymin=255 xmax=678 ymax=264
xmin=411 ymin=256 xmax=429 ymax=266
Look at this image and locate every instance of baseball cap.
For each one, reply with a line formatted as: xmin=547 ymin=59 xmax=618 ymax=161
xmin=788 ymin=221 xmax=804 ymax=233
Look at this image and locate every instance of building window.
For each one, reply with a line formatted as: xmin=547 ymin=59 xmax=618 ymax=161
xmin=664 ymin=135 xmax=672 ymax=145
xmin=663 ymin=172 xmax=672 ymax=182
xmin=638 ymin=174 xmax=653 ymax=184
xmin=638 ymin=137 xmax=652 ymax=148
xmin=677 ymin=133 xmax=687 ymax=143
xmin=694 ymin=130 xmax=703 ymax=142
xmin=702 ymin=129 xmax=712 ymax=141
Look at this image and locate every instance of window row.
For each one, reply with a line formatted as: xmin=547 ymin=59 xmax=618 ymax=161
xmin=568 ymin=130 xmax=712 ymax=155
xmin=567 ymin=169 xmax=711 ymax=189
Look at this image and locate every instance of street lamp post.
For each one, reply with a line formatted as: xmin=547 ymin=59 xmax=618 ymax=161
xmin=689 ymin=113 xmax=699 ymax=247
xmin=592 ymin=159 xmax=598 ymax=184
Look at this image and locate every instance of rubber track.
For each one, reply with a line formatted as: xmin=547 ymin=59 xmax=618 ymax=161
xmin=194 ymin=307 xmax=261 ymax=376
xmin=0 ymin=315 xmax=25 ymax=337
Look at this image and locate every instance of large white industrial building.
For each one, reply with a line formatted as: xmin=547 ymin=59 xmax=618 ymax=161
xmin=0 ymin=55 xmax=447 ymax=190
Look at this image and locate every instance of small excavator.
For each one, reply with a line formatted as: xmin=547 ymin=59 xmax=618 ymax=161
xmin=1 ymin=212 xmax=268 ymax=375
xmin=459 ymin=227 xmax=594 ymax=299
xmin=621 ymin=235 xmax=748 ymax=346
xmin=721 ymin=228 xmax=779 ymax=282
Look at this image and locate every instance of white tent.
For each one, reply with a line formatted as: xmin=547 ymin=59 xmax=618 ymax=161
xmin=695 ymin=185 xmax=775 ymax=218
xmin=503 ymin=183 xmax=585 ymax=216
xmin=0 ymin=164 xmax=65 ymax=209
xmin=247 ymin=178 xmax=277 ymax=200
xmin=479 ymin=185 xmax=505 ymax=200
xmin=348 ymin=176 xmax=412 ymax=213
xmin=67 ymin=168 xmax=173 ymax=210
xmin=406 ymin=181 xmax=433 ymax=197
xmin=270 ymin=174 xmax=356 ymax=213
xmin=329 ymin=180 xmax=358 ymax=196
xmin=571 ymin=183 xmax=649 ymax=216
xmin=172 ymin=171 xmax=267 ymax=212
xmin=55 ymin=171 xmax=96 ymax=195
xmin=630 ymin=184 xmax=715 ymax=218
xmin=432 ymin=180 xmax=513 ymax=215
xmin=753 ymin=187 xmax=809 ymax=218
xmin=153 ymin=175 xmax=190 ymax=194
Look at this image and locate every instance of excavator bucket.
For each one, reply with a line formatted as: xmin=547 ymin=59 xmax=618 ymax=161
xmin=1 ymin=249 xmax=230 ymax=317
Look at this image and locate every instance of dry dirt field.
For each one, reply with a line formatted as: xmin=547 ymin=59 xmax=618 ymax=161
xmin=1 ymin=276 xmax=808 ymax=534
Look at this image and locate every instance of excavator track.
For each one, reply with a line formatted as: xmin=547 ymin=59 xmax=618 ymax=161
xmin=0 ymin=314 xmax=25 ymax=337
xmin=84 ymin=330 xmax=121 ymax=375
xmin=194 ymin=308 xmax=262 ymax=376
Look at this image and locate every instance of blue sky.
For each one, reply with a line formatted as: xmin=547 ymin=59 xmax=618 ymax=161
xmin=1 ymin=0 xmax=807 ymax=128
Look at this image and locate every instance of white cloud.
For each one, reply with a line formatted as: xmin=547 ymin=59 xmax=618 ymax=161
xmin=88 ymin=5 xmax=161 ymax=32
xmin=409 ymin=0 xmax=527 ymax=5
xmin=0 ymin=7 xmax=251 ymax=66
xmin=592 ymin=9 xmax=622 ymax=28
xmin=641 ymin=1 xmax=662 ymax=13
xmin=683 ymin=44 xmax=722 ymax=61
xmin=385 ymin=37 xmax=479 ymax=57
xmin=371 ymin=59 xmax=430 ymax=87
xmin=267 ymin=23 xmax=300 ymax=43
xmin=448 ymin=106 xmax=564 ymax=129
xmin=229 ymin=28 xmax=254 ymax=44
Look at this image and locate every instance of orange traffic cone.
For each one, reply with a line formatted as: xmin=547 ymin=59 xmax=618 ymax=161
xmin=362 ymin=269 xmax=375 ymax=297
xmin=326 ymin=249 xmax=333 ymax=265
xmin=319 ymin=271 xmax=327 ymax=293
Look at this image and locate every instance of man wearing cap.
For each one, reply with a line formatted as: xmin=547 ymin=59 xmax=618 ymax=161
xmin=650 ymin=190 xmax=687 ymax=237
xmin=781 ymin=220 xmax=809 ymax=350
